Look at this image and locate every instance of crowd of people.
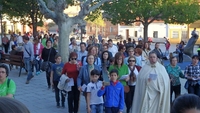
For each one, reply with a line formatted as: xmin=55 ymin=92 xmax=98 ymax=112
xmin=1 ymin=31 xmax=200 ymax=113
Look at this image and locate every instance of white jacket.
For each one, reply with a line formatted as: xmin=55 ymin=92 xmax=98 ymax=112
xmin=57 ymin=74 xmax=71 ymax=92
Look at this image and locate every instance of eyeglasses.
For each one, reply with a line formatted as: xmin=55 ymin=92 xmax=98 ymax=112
xmin=71 ymin=58 xmax=77 ymax=60
xmin=0 ymin=71 xmax=6 ymax=74
xmin=128 ymin=60 xmax=135 ymax=62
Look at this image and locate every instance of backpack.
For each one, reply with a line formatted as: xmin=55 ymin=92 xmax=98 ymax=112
xmin=129 ymin=65 xmax=141 ymax=82
xmin=81 ymin=56 xmax=86 ymax=65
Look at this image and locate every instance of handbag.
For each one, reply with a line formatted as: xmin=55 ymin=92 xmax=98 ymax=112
xmin=41 ymin=48 xmax=52 ymax=71
xmin=124 ymin=85 xmax=130 ymax=93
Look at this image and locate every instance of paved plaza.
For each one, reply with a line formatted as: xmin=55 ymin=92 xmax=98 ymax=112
xmin=4 ymin=43 xmax=198 ymax=113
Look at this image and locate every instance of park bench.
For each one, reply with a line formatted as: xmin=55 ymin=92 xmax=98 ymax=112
xmin=0 ymin=53 xmax=24 ymax=77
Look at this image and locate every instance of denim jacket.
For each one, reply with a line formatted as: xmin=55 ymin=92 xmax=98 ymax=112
xmin=77 ymin=64 xmax=101 ymax=88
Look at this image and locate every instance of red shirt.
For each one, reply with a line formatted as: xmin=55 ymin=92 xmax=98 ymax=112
xmin=62 ymin=62 xmax=79 ymax=83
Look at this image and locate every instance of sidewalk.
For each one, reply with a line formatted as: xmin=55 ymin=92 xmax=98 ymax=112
xmin=9 ymin=69 xmax=86 ymax=113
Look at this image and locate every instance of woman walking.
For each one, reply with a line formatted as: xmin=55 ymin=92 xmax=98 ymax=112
xmin=41 ymin=39 xmax=57 ymax=89
xmin=62 ymin=52 xmax=81 ymax=113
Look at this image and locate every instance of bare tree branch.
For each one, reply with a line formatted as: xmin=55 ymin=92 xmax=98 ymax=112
xmin=47 ymin=0 xmax=56 ymax=11
xmin=37 ymin=0 xmax=57 ymax=22
xmin=78 ymin=0 xmax=110 ymax=17
xmin=88 ymin=0 xmax=110 ymax=12
xmin=148 ymin=13 xmax=162 ymax=24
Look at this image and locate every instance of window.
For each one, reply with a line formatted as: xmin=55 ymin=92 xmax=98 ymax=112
xmin=172 ymin=31 xmax=179 ymax=38
xmin=110 ymin=27 xmax=113 ymax=32
xmin=153 ymin=31 xmax=158 ymax=38
xmin=181 ymin=31 xmax=187 ymax=39
xmin=90 ymin=27 xmax=92 ymax=32
xmin=134 ymin=31 xmax=137 ymax=37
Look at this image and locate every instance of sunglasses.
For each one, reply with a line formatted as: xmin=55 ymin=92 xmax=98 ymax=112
xmin=71 ymin=58 xmax=77 ymax=60
xmin=128 ymin=60 xmax=135 ymax=62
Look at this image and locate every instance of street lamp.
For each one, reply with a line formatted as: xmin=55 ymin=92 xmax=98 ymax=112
xmin=0 ymin=5 xmax=2 ymax=45
xmin=78 ymin=24 xmax=86 ymax=42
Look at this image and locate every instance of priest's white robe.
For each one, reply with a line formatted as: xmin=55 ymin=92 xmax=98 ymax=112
xmin=130 ymin=62 xmax=170 ymax=113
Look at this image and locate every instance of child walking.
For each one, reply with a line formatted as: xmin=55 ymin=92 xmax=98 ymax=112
xmin=50 ymin=54 xmax=65 ymax=108
xmin=97 ymin=69 xmax=124 ymax=113
xmin=86 ymin=69 xmax=104 ymax=113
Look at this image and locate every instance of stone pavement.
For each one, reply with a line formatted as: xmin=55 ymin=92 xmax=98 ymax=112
xmin=5 ymin=43 xmax=195 ymax=113
xmin=9 ymin=69 xmax=87 ymax=113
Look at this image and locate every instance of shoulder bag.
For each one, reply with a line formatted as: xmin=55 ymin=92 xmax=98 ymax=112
xmin=41 ymin=48 xmax=52 ymax=71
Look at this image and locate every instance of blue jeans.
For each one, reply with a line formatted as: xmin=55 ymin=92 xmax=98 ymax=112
xmin=90 ymin=104 xmax=103 ymax=113
xmin=24 ymin=58 xmax=33 ymax=81
xmin=34 ymin=55 xmax=41 ymax=72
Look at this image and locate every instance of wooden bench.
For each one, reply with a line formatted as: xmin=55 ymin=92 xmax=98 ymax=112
xmin=0 ymin=54 xmax=24 ymax=77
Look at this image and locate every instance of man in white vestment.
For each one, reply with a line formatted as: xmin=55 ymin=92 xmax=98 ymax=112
xmin=130 ymin=51 xmax=170 ymax=113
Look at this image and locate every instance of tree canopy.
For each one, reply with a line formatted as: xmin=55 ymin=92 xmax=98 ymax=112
xmin=0 ymin=0 xmax=43 ymax=35
xmin=102 ymin=0 xmax=200 ymax=41
xmin=37 ymin=0 xmax=110 ymax=62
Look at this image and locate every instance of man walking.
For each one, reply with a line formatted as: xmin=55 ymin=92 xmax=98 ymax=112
xmin=23 ymin=35 xmax=34 ymax=84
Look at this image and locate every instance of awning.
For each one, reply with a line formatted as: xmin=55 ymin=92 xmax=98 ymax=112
xmin=190 ymin=20 xmax=200 ymax=28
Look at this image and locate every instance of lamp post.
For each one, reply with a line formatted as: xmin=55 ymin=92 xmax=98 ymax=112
xmin=78 ymin=24 xmax=86 ymax=42
xmin=81 ymin=25 xmax=86 ymax=42
xmin=0 ymin=5 xmax=2 ymax=45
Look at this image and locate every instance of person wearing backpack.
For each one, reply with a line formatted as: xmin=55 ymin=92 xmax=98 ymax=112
xmin=0 ymin=64 xmax=16 ymax=98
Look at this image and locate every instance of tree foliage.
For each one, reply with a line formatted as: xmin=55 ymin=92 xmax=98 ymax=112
xmin=102 ymin=0 xmax=200 ymax=41
xmin=86 ymin=9 xmax=105 ymax=27
xmin=0 ymin=0 xmax=43 ymax=35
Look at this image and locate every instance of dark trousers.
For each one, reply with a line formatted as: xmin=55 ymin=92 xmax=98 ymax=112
xmin=67 ymin=85 xmax=80 ymax=113
xmin=53 ymin=81 xmax=65 ymax=105
xmin=188 ymin=84 xmax=200 ymax=97
xmin=3 ymin=43 xmax=9 ymax=53
xmin=125 ymin=85 xmax=135 ymax=113
xmin=178 ymin=52 xmax=183 ymax=63
xmin=45 ymin=71 xmax=51 ymax=87
xmin=105 ymin=107 xmax=119 ymax=113
xmin=170 ymin=84 xmax=181 ymax=103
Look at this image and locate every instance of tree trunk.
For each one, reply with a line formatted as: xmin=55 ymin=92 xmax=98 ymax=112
xmin=143 ymin=23 xmax=149 ymax=42
xmin=57 ymin=21 xmax=72 ymax=63
xmin=32 ymin=21 xmax=37 ymax=37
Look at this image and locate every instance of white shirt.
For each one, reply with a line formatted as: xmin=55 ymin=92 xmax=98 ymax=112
xmin=17 ymin=36 xmax=23 ymax=44
xmin=86 ymin=81 xmax=104 ymax=105
xmin=108 ymin=45 xmax=118 ymax=57
xmin=36 ymin=43 xmax=41 ymax=55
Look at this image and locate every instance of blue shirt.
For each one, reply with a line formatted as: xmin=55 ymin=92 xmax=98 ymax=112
xmin=77 ymin=50 xmax=88 ymax=61
xmin=51 ymin=63 xmax=64 ymax=81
